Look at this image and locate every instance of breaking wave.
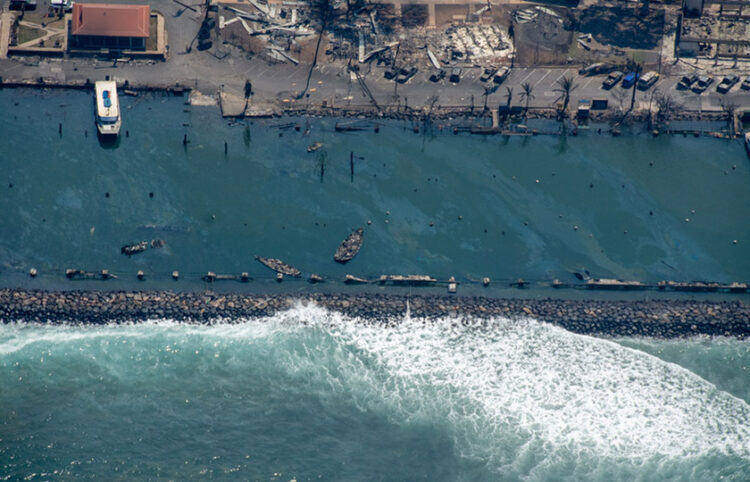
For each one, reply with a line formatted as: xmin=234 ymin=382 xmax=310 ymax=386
xmin=1 ymin=304 xmax=749 ymax=479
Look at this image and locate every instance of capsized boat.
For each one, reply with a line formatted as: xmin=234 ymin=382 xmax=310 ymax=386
xmin=334 ymin=227 xmax=364 ymax=263
xmin=94 ymin=80 xmax=121 ymax=136
xmin=307 ymin=142 xmax=322 ymax=152
xmin=255 ymin=256 xmax=302 ymax=277
xmin=121 ymin=241 xmax=148 ymax=256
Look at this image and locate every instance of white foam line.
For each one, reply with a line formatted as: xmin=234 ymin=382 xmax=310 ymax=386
xmin=2 ymin=305 xmax=749 ymax=464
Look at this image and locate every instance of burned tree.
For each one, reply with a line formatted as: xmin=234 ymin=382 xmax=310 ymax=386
xmin=653 ymin=92 xmax=681 ymax=131
xmin=720 ymin=98 xmax=739 ymax=137
xmin=297 ymin=0 xmax=340 ymax=100
xmin=626 ymin=58 xmax=643 ymax=113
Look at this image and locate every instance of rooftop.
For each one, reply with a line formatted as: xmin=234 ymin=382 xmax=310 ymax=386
xmin=71 ymin=3 xmax=150 ymax=38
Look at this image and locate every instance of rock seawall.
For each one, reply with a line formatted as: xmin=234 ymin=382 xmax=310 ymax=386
xmin=1 ymin=289 xmax=749 ymax=338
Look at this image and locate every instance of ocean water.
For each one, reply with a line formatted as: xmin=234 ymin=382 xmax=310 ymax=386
xmin=2 ymin=308 xmax=749 ymax=480
xmin=1 ymin=89 xmax=749 ymax=290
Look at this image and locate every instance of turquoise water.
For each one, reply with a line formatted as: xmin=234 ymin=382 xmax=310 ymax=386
xmin=2 ymin=89 xmax=750 ymax=480
xmin=1 ymin=89 xmax=749 ymax=289
xmin=1 ymin=310 xmax=749 ymax=480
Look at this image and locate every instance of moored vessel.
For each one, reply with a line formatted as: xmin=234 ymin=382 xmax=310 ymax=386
xmin=95 ymin=80 xmax=121 ymax=136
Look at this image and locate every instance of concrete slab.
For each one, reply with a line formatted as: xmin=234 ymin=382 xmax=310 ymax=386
xmin=219 ymin=91 xmax=247 ymax=117
xmin=0 ymin=12 xmax=14 ymax=60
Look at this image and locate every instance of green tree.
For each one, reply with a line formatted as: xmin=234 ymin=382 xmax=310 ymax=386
xmin=520 ymin=82 xmax=534 ymax=115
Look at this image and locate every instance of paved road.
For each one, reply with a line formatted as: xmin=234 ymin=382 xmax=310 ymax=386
xmin=2 ymin=0 xmax=750 ymax=114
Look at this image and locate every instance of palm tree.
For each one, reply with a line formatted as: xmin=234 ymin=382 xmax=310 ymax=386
xmin=504 ymin=86 xmax=513 ymax=109
xmin=553 ymin=75 xmax=577 ymax=118
xmin=520 ymin=82 xmax=534 ymax=115
xmin=243 ymin=79 xmax=252 ymax=115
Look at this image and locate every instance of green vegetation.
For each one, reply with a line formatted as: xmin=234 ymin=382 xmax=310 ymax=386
xmin=16 ymin=25 xmax=45 ymax=45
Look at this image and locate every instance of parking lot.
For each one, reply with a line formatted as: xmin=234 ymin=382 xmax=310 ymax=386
xmin=1 ymin=0 xmax=750 ymax=115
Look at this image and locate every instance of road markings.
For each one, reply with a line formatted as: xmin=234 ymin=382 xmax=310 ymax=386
xmin=551 ymin=68 xmax=574 ymax=86
xmin=531 ymin=69 xmax=552 ymax=87
xmin=516 ymin=68 xmax=535 ymax=84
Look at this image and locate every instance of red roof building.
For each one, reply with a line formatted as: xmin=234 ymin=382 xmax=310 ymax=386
xmin=70 ymin=3 xmax=150 ymax=50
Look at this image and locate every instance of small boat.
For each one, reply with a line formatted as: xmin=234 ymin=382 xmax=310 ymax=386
xmin=94 ymin=80 xmax=121 ymax=136
xmin=150 ymin=239 xmax=166 ymax=249
xmin=307 ymin=142 xmax=322 ymax=152
xmin=378 ymin=275 xmax=437 ymax=286
xmin=121 ymin=241 xmax=148 ymax=256
xmin=335 ymin=121 xmax=371 ymax=132
xmin=344 ymin=274 xmax=370 ymax=284
xmin=334 ymin=228 xmax=364 ymax=263
xmin=255 ymin=256 xmax=302 ymax=277
xmin=745 ymin=132 xmax=750 ymax=158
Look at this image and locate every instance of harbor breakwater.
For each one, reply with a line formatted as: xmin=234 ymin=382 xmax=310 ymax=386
xmin=1 ymin=289 xmax=749 ymax=338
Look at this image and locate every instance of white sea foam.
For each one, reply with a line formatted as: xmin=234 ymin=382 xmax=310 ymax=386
xmin=2 ymin=305 xmax=749 ymax=474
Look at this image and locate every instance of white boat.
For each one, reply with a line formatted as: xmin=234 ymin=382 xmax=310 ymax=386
xmin=94 ymin=80 xmax=121 ymax=136
xmin=745 ymin=132 xmax=750 ymax=158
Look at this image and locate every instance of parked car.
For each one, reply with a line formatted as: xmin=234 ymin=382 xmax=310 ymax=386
xmin=50 ymin=0 xmax=73 ymax=11
xmin=450 ymin=67 xmax=462 ymax=83
xmin=480 ymin=67 xmax=497 ymax=83
xmin=9 ymin=0 xmax=36 ymax=10
xmin=677 ymin=73 xmax=699 ymax=90
xmin=621 ymin=72 xmax=638 ymax=88
xmin=493 ymin=66 xmax=510 ymax=84
xmin=602 ymin=71 xmax=623 ymax=89
xmin=637 ymin=71 xmax=659 ymax=90
xmin=691 ymin=75 xmax=713 ymax=93
xmin=717 ymin=74 xmax=740 ymax=93
xmin=429 ymin=69 xmax=446 ymax=83
xmin=742 ymin=76 xmax=750 ymax=90
xmin=396 ymin=66 xmax=418 ymax=84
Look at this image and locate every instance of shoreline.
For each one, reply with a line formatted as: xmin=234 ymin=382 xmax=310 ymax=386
xmin=1 ymin=288 xmax=748 ymax=338
xmin=0 ymin=80 xmax=736 ymax=133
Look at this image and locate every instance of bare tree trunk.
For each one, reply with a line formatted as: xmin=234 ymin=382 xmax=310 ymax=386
xmin=298 ymin=20 xmax=326 ymax=100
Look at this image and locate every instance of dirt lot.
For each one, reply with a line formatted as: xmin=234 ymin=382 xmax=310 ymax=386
xmin=575 ymin=5 xmax=665 ymax=50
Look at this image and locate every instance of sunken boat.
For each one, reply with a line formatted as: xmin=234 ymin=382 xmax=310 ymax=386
xmin=334 ymin=228 xmax=364 ymax=263
xmin=255 ymin=256 xmax=302 ymax=277
xmin=378 ymin=275 xmax=437 ymax=286
xmin=121 ymin=241 xmax=148 ymax=256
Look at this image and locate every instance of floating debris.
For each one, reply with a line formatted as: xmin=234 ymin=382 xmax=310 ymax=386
xmin=65 ymin=269 xmax=117 ymax=280
xmin=255 ymin=256 xmax=302 ymax=277
xmin=121 ymin=241 xmax=148 ymax=256
xmin=334 ymin=228 xmax=364 ymax=263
